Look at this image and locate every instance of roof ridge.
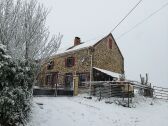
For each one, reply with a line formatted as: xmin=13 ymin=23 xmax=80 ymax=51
xmin=54 ymin=33 xmax=112 ymax=56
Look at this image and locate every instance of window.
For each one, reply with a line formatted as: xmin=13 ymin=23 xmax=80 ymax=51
xmin=47 ymin=60 xmax=54 ymax=70
xmin=108 ymin=38 xmax=112 ymax=49
xmin=78 ymin=73 xmax=89 ymax=86
xmin=46 ymin=74 xmax=52 ymax=85
xmin=65 ymin=57 xmax=75 ymax=67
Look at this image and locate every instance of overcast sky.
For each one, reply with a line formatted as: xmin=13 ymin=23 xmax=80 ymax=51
xmin=38 ymin=0 xmax=168 ymax=87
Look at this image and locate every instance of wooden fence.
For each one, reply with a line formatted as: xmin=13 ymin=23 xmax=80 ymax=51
xmin=153 ymin=86 xmax=168 ymax=100
xmin=82 ymin=81 xmax=166 ymax=107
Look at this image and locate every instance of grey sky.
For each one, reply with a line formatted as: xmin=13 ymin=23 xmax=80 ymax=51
xmin=39 ymin=0 xmax=168 ymax=87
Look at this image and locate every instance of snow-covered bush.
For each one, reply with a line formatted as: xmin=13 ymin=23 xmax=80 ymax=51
xmin=0 ymin=44 xmax=34 ymax=126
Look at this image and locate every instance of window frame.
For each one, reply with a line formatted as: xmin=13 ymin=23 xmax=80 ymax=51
xmin=46 ymin=74 xmax=52 ymax=85
xmin=65 ymin=57 xmax=75 ymax=67
xmin=47 ymin=60 xmax=54 ymax=70
xmin=77 ymin=72 xmax=90 ymax=87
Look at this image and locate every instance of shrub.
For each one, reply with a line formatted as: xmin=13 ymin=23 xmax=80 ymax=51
xmin=0 ymin=44 xmax=33 ymax=126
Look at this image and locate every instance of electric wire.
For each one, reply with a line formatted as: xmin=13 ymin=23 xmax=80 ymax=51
xmin=116 ymin=2 xmax=168 ymax=40
xmin=84 ymin=0 xmax=143 ymax=42
xmin=111 ymin=0 xmax=143 ymax=33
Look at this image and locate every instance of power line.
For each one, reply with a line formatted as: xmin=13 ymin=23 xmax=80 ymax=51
xmin=84 ymin=0 xmax=143 ymax=43
xmin=111 ymin=0 xmax=143 ymax=33
xmin=116 ymin=2 xmax=168 ymax=40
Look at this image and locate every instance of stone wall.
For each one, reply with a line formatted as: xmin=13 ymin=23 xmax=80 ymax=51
xmin=51 ymin=48 xmax=91 ymax=74
xmin=38 ymin=34 xmax=124 ymax=86
xmin=40 ymin=48 xmax=92 ymax=86
xmin=93 ymin=34 xmax=124 ymax=74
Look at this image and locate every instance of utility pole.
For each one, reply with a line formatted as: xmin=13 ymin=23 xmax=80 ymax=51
xmin=90 ymin=55 xmax=93 ymax=96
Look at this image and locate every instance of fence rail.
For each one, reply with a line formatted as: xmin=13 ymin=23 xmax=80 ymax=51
xmin=82 ymin=81 xmax=165 ymax=107
xmin=153 ymin=86 xmax=168 ymax=100
xmin=81 ymin=81 xmax=135 ymax=107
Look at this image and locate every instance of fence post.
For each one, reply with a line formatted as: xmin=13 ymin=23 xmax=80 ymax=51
xmin=153 ymin=86 xmax=155 ymax=100
xmin=122 ymin=86 xmax=124 ymax=101
xmin=93 ymin=84 xmax=95 ymax=96
xmin=55 ymin=84 xmax=57 ymax=97
xmin=99 ymin=85 xmax=102 ymax=101
xmin=110 ymin=84 xmax=112 ymax=97
xmin=128 ymin=84 xmax=130 ymax=107
xmin=130 ymin=85 xmax=133 ymax=103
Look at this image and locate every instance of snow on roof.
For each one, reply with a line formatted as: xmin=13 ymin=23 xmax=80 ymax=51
xmin=56 ymin=34 xmax=109 ymax=55
xmin=93 ymin=67 xmax=121 ymax=78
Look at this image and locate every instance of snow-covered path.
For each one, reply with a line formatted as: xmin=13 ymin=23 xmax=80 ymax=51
xmin=28 ymin=96 xmax=168 ymax=126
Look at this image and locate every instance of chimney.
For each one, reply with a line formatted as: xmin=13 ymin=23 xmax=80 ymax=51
xmin=74 ymin=37 xmax=81 ymax=46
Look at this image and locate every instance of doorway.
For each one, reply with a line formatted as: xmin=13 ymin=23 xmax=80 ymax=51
xmin=65 ymin=73 xmax=73 ymax=90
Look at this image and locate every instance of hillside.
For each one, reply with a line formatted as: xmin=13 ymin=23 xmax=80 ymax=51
xmin=28 ymin=94 xmax=168 ymax=126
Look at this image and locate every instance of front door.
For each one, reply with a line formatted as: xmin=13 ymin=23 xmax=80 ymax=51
xmin=65 ymin=73 xmax=73 ymax=89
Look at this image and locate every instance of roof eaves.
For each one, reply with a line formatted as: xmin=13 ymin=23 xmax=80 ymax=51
xmin=53 ymin=46 xmax=91 ymax=57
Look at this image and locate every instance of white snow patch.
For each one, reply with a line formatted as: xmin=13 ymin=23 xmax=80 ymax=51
xmin=27 ymin=95 xmax=168 ymax=126
xmin=33 ymin=86 xmax=40 ymax=89
xmin=0 ymin=44 xmax=7 ymax=51
xmin=93 ymin=67 xmax=122 ymax=78
xmin=3 ymin=54 xmax=12 ymax=59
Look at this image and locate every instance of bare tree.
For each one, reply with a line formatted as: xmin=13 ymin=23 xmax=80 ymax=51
xmin=0 ymin=0 xmax=62 ymax=61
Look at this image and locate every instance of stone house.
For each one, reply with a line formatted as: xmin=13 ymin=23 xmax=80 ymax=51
xmin=38 ymin=33 xmax=124 ymax=89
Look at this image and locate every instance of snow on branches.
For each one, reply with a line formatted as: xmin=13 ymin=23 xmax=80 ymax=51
xmin=0 ymin=0 xmax=62 ymax=61
xmin=0 ymin=44 xmax=33 ymax=126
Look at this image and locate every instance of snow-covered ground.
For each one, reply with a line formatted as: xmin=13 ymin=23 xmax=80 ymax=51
xmin=27 ymin=94 xmax=168 ymax=126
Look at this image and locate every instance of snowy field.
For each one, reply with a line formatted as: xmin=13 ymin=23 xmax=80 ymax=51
xmin=28 ymin=95 xmax=168 ymax=126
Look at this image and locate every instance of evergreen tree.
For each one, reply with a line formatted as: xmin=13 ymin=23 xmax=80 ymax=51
xmin=0 ymin=44 xmax=33 ymax=126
